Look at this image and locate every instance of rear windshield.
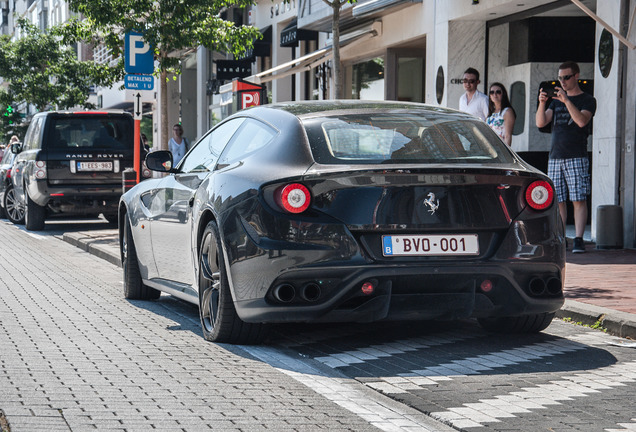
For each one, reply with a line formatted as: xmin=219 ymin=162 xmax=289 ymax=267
xmin=302 ymin=111 xmax=516 ymax=164
xmin=48 ymin=115 xmax=132 ymax=150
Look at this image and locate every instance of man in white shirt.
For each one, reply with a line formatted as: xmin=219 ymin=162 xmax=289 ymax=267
xmin=459 ymin=67 xmax=489 ymax=121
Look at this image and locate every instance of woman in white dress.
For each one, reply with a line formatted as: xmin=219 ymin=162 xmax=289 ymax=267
xmin=486 ymin=83 xmax=516 ymax=147
xmin=168 ymin=124 xmax=188 ymax=165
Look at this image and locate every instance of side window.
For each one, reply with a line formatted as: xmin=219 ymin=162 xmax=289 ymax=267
xmin=179 ymin=118 xmax=246 ymax=173
xmin=218 ymin=119 xmax=277 ymax=166
xmin=23 ymin=117 xmax=43 ymax=151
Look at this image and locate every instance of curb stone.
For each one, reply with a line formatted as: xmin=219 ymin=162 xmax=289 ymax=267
xmin=557 ymin=299 xmax=636 ymax=339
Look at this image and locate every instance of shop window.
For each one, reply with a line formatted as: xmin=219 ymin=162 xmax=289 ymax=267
xmin=352 ymin=57 xmax=385 ymax=100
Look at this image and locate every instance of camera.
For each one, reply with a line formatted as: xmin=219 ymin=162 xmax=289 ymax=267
xmin=541 ymin=81 xmax=559 ymax=98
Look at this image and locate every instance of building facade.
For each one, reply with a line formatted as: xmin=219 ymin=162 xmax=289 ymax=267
xmin=186 ymin=0 xmax=635 ymax=247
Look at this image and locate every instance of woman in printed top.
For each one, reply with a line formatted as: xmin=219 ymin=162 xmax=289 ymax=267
xmin=486 ymin=82 xmax=516 ymax=146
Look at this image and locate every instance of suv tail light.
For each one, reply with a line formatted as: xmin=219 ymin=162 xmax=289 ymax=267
xmin=275 ymin=183 xmax=311 ymax=213
xmin=34 ymin=161 xmax=47 ymax=179
xmin=525 ymin=180 xmax=553 ymax=210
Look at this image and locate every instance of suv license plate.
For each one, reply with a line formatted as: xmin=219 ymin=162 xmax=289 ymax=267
xmin=382 ymin=234 xmax=479 ymax=256
xmin=77 ymin=161 xmax=113 ymax=172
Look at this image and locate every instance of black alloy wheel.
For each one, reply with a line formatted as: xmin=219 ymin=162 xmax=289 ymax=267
xmin=121 ymin=215 xmax=160 ymax=300
xmin=198 ymin=220 xmax=266 ymax=344
xmin=3 ymin=185 xmax=25 ymax=225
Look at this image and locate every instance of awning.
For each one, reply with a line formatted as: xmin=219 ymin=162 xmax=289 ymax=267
xmin=280 ymin=19 xmax=319 ymax=47
xmin=245 ymin=21 xmax=382 ymax=85
xmin=215 ymin=60 xmax=252 ymax=81
xmin=352 ymin=0 xmax=421 ymax=19
xmin=236 ymin=26 xmax=273 ymax=61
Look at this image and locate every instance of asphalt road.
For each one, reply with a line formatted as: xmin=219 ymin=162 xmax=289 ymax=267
xmin=1 ymin=219 xmax=636 ymax=431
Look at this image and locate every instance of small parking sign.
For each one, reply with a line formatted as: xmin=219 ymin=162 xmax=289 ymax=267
xmin=125 ymin=31 xmax=154 ymax=75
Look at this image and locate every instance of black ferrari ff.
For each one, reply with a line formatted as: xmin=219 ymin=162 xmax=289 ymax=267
xmin=119 ymin=101 xmax=565 ymax=344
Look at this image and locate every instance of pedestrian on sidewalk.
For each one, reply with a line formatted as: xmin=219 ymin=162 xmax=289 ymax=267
xmin=536 ymin=61 xmax=596 ymax=253
xmin=486 ymin=82 xmax=516 ymax=146
xmin=168 ymin=124 xmax=189 ymax=166
xmin=459 ymin=67 xmax=489 ymax=121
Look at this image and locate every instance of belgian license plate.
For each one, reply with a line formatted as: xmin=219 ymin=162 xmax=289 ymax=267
xmin=382 ymin=234 xmax=479 ymax=256
xmin=77 ymin=161 xmax=113 ymax=172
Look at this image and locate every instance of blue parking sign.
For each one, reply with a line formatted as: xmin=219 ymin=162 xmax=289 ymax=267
xmin=125 ymin=31 xmax=154 ymax=74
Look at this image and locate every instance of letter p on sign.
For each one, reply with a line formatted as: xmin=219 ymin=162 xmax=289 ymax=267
xmin=241 ymin=91 xmax=261 ymax=109
xmin=125 ymin=31 xmax=154 ymax=74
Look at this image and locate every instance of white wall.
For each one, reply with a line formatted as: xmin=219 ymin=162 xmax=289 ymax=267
xmin=591 ymin=1 xmax=624 ymax=240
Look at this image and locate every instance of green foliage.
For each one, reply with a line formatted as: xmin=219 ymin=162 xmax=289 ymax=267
xmin=63 ymin=0 xmax=261 ymax=76
xmin=0 ymin=19 xmax=120 ymax=139
xmin=561 ymin=316 xmax=608 ymax=332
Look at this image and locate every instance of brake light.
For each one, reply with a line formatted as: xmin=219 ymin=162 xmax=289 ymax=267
xmin=525 ymin=180 xmax=553 ymax=210
xmin=34 ymin=161 xmax=47 ymax=179
xmin=275 ymin=183 xmax=311 ymax=213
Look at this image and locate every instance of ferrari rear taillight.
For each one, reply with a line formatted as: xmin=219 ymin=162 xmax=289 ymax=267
xmin=34 ymin=161 xmax=47 ymax=179
xmin=275 ymin=183 xmax=311 ymax=213
xmin=525 ymin=180 xmax=553 ymax=210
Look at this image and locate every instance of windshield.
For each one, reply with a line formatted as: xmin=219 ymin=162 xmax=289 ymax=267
xmin=48 ymin=115 xmax=132 ymax=150
xmin=302 ymin=111 xmax=516 ymax=165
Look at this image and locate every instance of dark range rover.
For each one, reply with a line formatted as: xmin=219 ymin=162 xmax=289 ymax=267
xmin=11 ymin=111 xmax=136 ymax=230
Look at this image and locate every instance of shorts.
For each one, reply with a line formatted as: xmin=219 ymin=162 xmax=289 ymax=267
xmin=548 ymin=157 xmax=590 ymax=203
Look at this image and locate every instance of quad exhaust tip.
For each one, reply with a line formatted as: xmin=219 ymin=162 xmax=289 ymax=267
xmin=528 ymin=277 xmax=562 ymax=296
xmin=272 ymin=282 xmax=322 ymax=303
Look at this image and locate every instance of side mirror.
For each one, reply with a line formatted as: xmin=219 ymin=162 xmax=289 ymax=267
xmin=145 ymin=150 xmax=174 ymax=172
xmin=10 ymin=143 xmax=22 ymax=154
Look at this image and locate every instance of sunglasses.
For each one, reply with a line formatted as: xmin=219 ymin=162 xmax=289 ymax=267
xmin=558 ymin=74 xmax=575 ymax=82
xmin=489 ymin=89 xmax=502 ymax=95
xmin=462 ymin=79 xmax=477 ymax=84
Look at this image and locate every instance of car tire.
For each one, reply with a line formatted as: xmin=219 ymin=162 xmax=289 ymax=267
xmin=122 ymin=215 xmax=161 ymax=300
xmin=198 ymin=220 xmax=267 ymax=344
xmin=103 ymin=213 xmax=118 ymax=224
xmin=4 ymin=185 xmax=25 ymax=225
xmin=24 ymin=191 xmax=46 ymax=231
xmin=478 ymin=312 xmax=555 ymax=334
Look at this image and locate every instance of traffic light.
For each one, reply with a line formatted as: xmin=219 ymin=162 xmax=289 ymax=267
xmin=3 ymin=105 xmax=14 ymax=124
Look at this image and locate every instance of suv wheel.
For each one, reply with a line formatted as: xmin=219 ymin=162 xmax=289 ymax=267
xmin=4 ymin=185 xmax=25 ymax=225
xmin=25 ymin=191 xmax=46 ymax=231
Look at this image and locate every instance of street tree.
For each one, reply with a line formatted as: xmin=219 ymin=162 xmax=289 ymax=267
xmin=0 ymin=19 xmax=118 ymax=140
xmin=64 ymin=0 xmax=260 ymax=150
xmin=321 ymin=0 xmax=356 ymax=99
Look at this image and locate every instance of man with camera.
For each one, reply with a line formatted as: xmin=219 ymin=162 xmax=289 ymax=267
xmin=459 ymin=67 xmax=489 ymax=121
xmin=536 ymin=61 xmax=596 ymax=253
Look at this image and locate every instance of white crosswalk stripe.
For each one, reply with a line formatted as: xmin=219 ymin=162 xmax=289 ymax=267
xmin=429 ymin=360 xmax=636 ymax=428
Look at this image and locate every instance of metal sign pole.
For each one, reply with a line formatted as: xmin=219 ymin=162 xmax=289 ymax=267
xmin=134 ymin=119 xmax=141 ymax=184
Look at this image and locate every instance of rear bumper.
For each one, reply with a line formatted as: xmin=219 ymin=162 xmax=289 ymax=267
xmin=28 ymin=179 xmax=121 ymax=214
xmin=234 ymin=261 xmax=565 ymax=323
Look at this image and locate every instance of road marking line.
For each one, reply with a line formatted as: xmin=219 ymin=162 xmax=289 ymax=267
xmin=430 ymin=360 xmax=636 ymax=429
xmin=241 ymin=345 xmax=455 ymax=432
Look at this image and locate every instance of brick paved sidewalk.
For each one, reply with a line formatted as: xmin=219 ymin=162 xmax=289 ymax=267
xmin=564 ymin=248 xmax=636 ymax=315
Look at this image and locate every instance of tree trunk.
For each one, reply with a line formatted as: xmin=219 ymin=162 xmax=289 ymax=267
xmin=160 ymin=68 xmax=168 ymax=152
xmin=331 ymin=3 xmax=342 ymax=99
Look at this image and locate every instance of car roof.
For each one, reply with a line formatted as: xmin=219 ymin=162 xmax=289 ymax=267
xmin=35 ymin=110 xmax=131 ymax=117
xmin=257 ymin=100 xmax=474 ymax=120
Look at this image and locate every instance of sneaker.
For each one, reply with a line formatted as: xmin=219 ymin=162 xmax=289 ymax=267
xmin=572 ymin=237 xmax=585 ymax=253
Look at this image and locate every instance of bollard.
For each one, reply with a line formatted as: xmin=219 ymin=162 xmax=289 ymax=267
xmin=122 ymin=168 xmax=137 ymax=193
xmin=596 ymin=205 xmax=623 ymax=249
